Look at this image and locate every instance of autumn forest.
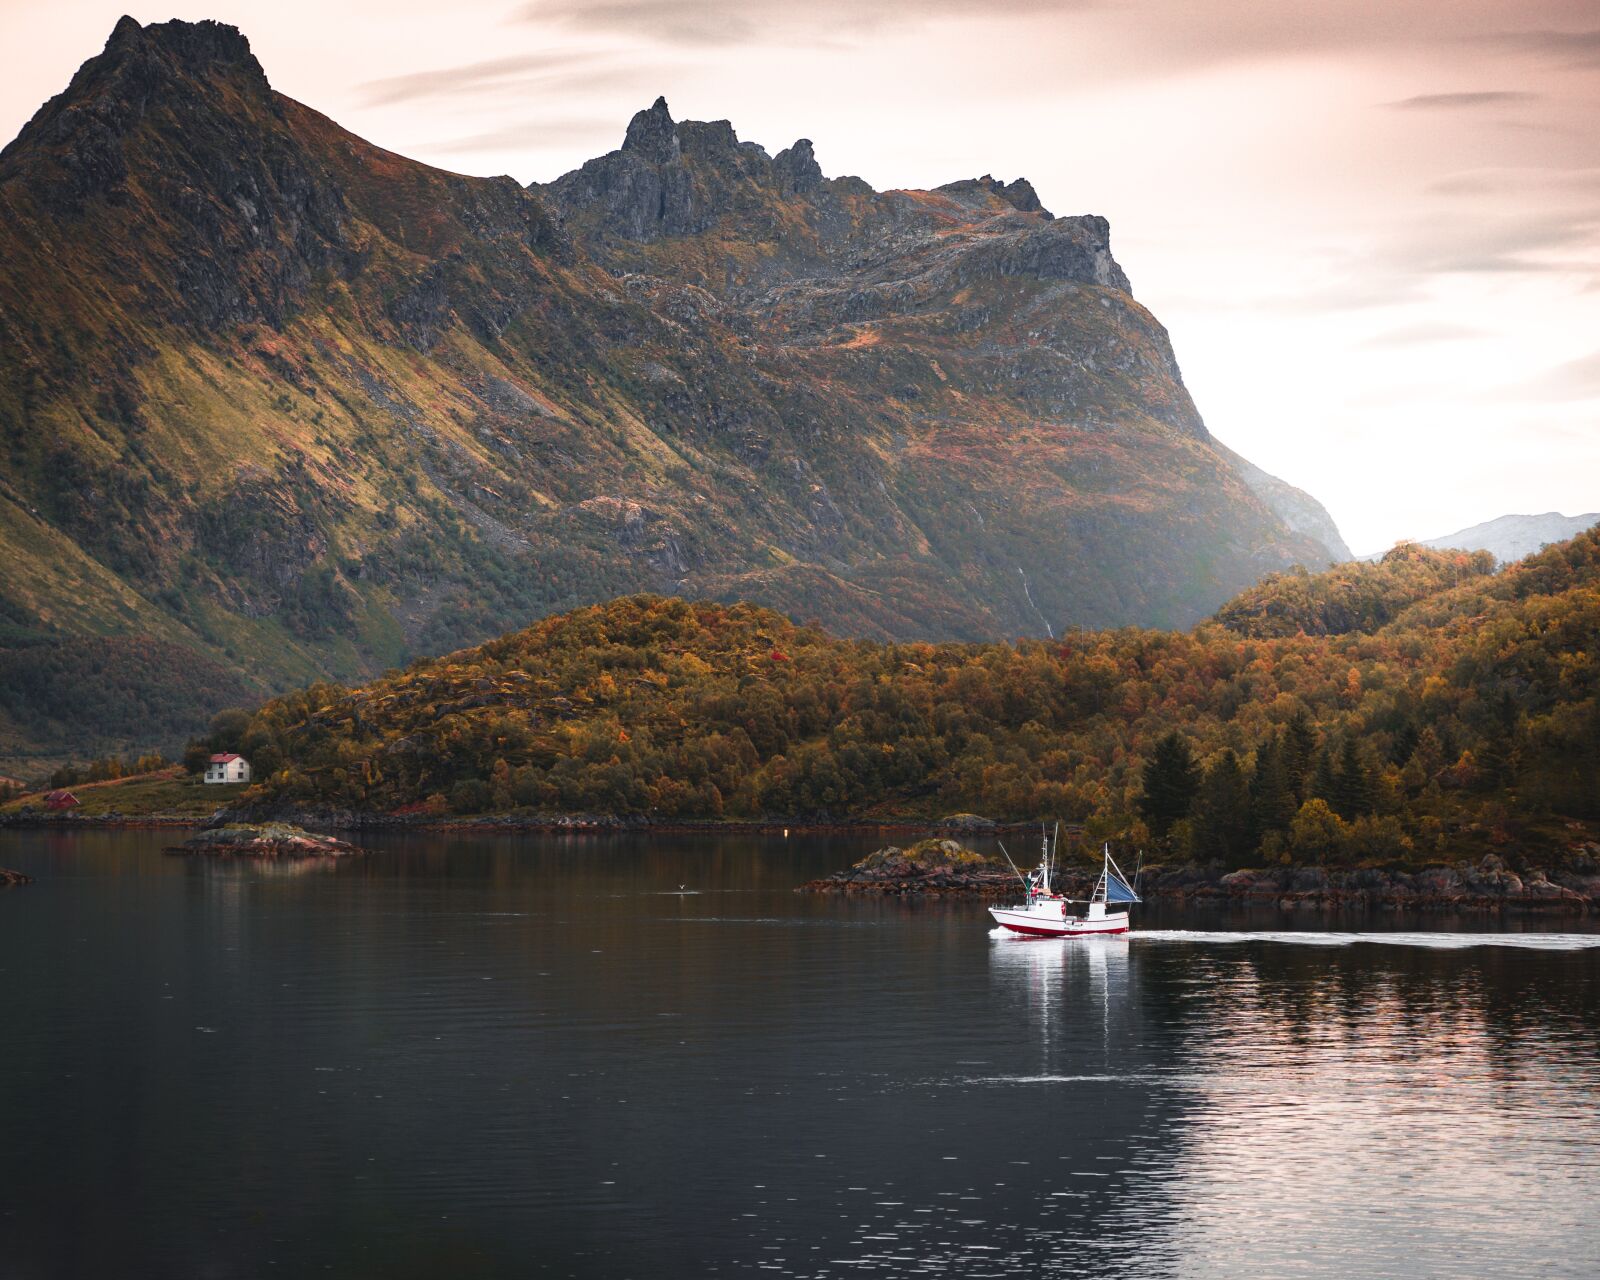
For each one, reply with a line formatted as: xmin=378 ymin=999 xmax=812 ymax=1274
xmin=174 ymin=530 xmax=1600 ymax=869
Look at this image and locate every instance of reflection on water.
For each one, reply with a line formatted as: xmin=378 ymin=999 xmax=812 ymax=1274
xmin=1 ymin=830 xmax=1598 ymax=1279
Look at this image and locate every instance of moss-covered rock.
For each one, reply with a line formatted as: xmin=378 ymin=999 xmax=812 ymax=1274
xmin=798 ymin=838 xmax=1019 ymax=896
xmin=165 ymin=823 xmax=362 ymax=857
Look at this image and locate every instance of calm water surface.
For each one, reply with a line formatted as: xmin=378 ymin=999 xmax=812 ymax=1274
xmin=2 ymin=829 xmax=1599 ymax=1279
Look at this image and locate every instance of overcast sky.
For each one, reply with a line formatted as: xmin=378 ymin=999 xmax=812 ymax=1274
xmin=4 ymin=0 xmax=1598 ymax=552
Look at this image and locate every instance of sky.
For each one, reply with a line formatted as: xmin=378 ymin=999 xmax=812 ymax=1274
xmin=3 ymin=0 xmax=1599 ymax=553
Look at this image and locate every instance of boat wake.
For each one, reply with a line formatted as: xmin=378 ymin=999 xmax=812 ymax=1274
xmin=1130 ymin=929 xmax=1600 ymax=951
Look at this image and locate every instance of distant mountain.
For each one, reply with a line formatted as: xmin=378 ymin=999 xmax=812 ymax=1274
xmin=1417 ymin=513 xmax=1599 ymax=564
xmin=1359 ymin=512 xmax=1599 ymax=565
xmin=0 ymin=18 xmax=1345 ymax=771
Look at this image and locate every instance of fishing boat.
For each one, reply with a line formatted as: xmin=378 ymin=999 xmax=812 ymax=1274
xmin=989 ymin=831 xmax=1140 ymax=937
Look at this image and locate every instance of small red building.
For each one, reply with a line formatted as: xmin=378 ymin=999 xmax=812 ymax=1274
xmin=44 ymin=790 xmax=79 ymax=811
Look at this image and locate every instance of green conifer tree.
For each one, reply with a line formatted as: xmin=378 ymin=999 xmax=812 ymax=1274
xmin=1193 ymin=749 xmax=1253 ymax=865
xmin=1310 ymin=747 xmax=1339 ymax=808
xmin=1332 ymin=737 xmax=1376 ymax=819
xmin=1139 ymin=731 xmax=1200 ymax=839
xmin=1284 ymin=709 xmax=1319 ymax=801
xmin=1250 ymin=734 xmax=1297 ymax=839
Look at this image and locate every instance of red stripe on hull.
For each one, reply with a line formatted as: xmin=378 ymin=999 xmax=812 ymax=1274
xmin=995 ymin=921 xmax=1129 ymax=937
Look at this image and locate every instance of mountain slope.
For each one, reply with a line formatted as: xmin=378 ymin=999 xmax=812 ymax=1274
xmin=0 ymin=18 xmax=1343 ymax=771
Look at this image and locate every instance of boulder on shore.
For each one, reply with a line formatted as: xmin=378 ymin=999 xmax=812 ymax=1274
xmin=1 ymin=867 xmax=32 ymax=886
xmin=165 ymin=823 xmax=363 ymax=858
xmin=797 ymin=838 xmax=1021 ymax=896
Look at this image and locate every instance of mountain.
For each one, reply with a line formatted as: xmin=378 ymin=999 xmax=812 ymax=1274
xmin=0 ymin=17 xmax=1344 ymax=773
xmin=1414 ymin=512 xmax=1598 ymax=565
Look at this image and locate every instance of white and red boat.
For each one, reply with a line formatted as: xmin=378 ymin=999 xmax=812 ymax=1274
xmin=989 ymin=834 xmax=1140 ymax=937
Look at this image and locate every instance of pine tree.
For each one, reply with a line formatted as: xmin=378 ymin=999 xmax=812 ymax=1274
xmin=1193 ymin=749 xmax=1253 ymax=865
xmin=1139 ymin=731 xmax=1200 ymax=838
xmin=1310 ymin=747 xmax=1339 ymax=808
xmin=1476 ymin=690 xmax=1522 ymax=790
xmin=1250 ymin=734 xmax=1297 ymax=839
xmin=1284 ymin=709 xmax=1319 ymax=801
xmin=1332 ymin=737 xmax=1376 ymax=819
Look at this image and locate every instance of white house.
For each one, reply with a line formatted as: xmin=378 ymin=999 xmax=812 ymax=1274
xmin=204 ymin=753 xmax=251 ymax=784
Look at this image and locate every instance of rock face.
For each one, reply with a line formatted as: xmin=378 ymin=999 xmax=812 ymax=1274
xmin=1 ymin=867 xmax=32 ymax=886
xmin=1214 ymin=442 xmax=1353 ymax=562
xmin=1 ymin=20 xmax=1346 ymax=768
xmin=165 ymin=823 xmax=362 ymax=857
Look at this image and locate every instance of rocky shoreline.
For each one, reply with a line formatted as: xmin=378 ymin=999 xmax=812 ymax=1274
xmin=1140 ymin=857 xmax=1600 ymax=914
xmin=801 ymin=844 xmax=1600 ymax=915
xmin=163 ymin=824 xmax=363 ymax=858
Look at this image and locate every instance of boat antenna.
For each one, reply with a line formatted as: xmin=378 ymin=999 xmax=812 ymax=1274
xmin=996 ymin=840 xmax=1031 ymax=896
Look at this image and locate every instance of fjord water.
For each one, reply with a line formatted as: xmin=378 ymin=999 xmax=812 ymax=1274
xmin=3 ymin=831 xmax=1599 ymax=1279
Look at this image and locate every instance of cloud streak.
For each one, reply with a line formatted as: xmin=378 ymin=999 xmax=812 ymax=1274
xmin=429 ymin=117 xmax=622 ymax=154
xmin=1504 ymin=348 xmax=1600 ymax=401
xmin=1359 ymin=321 xmax=1485 ymax=347
xmin=360 ymin=51 xmax=617 ymax=107
xmin=1385 ymin=91 xmax=1538 ymax=110
xmin=521 ymin=0 xmax=1095 ymax=47
xmin=1479 ymin=28 xmax=1600 ymax=66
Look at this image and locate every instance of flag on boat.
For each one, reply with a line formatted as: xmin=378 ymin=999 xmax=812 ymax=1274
xmin=1101 ymin=845 xmax=1142 ymax=904
xmin=1105 ymin=869 xmax=1140 ymax=903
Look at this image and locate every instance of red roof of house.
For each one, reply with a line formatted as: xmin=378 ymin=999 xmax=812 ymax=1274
xmin=208 ymin=753 xmax=242 ymax=764
xmin=45 ymin=790 xmax=79 ymax=807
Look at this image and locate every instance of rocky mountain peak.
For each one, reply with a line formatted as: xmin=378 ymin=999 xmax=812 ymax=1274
xmin=106 ymin=16 xmax=263 ymax=76
xmin=1 ymin=17 xmax=271 ymax=179
xmin=773 ymin=138 xmax=823 ymax=196
xmin=936 ymin=174 xmax=1052 ymax=218
xmin=622 ymin=95 xmax=680 ymax=163
xmin=0 ymin=15 xmax=353 ymax=330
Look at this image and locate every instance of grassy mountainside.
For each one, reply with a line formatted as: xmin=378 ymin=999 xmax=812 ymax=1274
xmin=216 ymin=528 xmax=1600 ymax=867
xmin=0 ymin=18 xmax=1342 ymax=772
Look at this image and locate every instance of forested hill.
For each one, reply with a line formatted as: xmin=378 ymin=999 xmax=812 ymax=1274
xmin=1214 ymin=542 xmax=1498 ymax=637
xmin=217 ymin=528 xmax=1600 ymax=866
xmin=1 ymin=17 xmax=1341 ymax=773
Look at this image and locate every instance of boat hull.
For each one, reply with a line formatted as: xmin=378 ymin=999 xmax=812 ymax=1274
xmin=989 ymin=905 xmax=1130 ymax=937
